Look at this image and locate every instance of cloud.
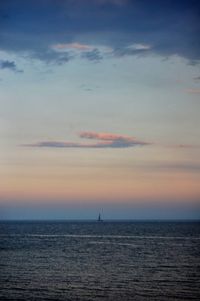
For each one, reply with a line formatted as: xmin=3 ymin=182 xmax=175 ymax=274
xmin=0 ymin=0 xmax=199 ymax=64
xmin=81 ymin=49 xmax=103 ymax=61
xmin=52 ymin=42 xmax=93 ymax=52
xmin=30 ymin=49 xmax=73 ymax=65
xmin=52 ymin=43 xmax=110 ymax=62
xmin=23 ymin=131 xmax=150 ymax=149
xmin=113 ymin=43 xmax=152 ymax=57
xmin=127 ymin=44 xmax=152 ymax=51
xmin=52 ymin=43 xmax=104 ymax=62
xmin=0 ymin=60 xmax=23 ymax=72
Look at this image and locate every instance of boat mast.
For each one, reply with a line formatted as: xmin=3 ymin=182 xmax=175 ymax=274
xmin=98 ymin=213 xmax=102 ymax=221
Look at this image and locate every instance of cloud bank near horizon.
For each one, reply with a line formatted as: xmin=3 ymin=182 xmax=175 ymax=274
xmin=23 ymin=132 xmax=150 ymax=149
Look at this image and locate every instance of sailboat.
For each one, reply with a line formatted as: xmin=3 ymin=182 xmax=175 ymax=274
xmin=98 ymin=213 xmax=103 ymax=222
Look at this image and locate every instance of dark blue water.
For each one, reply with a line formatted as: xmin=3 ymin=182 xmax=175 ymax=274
xmin=0 ymin=221 xmax=200 ymax=300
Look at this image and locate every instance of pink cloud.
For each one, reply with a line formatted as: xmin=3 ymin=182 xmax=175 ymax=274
xmin=23 ymin=132 xmax=150 ymax=149
xmin=80 ymin=132 xmax=134 ymax=141
xmin=52 ymin=42 xmax=93 ymax=51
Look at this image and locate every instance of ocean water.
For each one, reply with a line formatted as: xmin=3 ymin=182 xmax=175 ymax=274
xmin=0 ymin=221 xmax=200 ymax=301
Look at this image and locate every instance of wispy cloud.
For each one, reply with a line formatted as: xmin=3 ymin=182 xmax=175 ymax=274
xmin=23 ymin=132 xmax=199 ymax=150
xmin=52 ymin=43 xmax=110 ymax=62
xmin=0 ymin=0 xmax=199 ymax=64
xmin=114 ymin=43 xmax=152 ymax=57
xmin=52 ymin=43 xmax=93 ymax=52
xmin=81 ymin=49 xmax=103 ymax=61
xmin=126 ymin=43 xmax=152 ymax=51
xmin=23 ymin=132 xmax=150 ymax=149
xmin=0 ymin=60 xmax=23 ymax=73
xmin=52 ymin=42 xmax=113 ymax=57
xmin=30 ymin=50 xmax=73 ymax=65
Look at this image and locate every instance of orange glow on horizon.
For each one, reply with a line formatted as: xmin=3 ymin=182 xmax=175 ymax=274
xmin=1 ymin=170 xmax=200 ymax=204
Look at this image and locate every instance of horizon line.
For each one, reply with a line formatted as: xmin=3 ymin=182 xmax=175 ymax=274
xmin=0 ymin=218 xmax=199 ymax=222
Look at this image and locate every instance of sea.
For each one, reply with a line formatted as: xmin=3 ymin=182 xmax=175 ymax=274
xmin=0 ymin=221 xmax=200 ymax=301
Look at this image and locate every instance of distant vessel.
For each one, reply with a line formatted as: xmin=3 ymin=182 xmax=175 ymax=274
xmin=98 ymin=213 xmax=103 ymax=222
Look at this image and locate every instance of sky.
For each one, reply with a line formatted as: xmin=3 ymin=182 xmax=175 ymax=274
xmin=0 ymin=0 xmax=200 ymax=220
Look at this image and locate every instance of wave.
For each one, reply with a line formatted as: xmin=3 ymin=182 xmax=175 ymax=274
xmin=0 ymin=234 xmax=200 ymax=239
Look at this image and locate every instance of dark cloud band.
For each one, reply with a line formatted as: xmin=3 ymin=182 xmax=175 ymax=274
xmin=0 ymin=0 xmax=199 ymax=65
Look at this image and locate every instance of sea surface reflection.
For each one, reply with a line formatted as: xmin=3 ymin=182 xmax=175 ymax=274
xmin=0 ymin=221 xmax=200 ymax=300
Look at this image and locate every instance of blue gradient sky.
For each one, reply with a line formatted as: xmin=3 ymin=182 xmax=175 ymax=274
xmin=0 ymin=0 xmax=200 ymax=219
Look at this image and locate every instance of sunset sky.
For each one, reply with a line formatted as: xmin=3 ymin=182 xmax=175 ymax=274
xmin=0 ymin=0 xmax=200 ymax=219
